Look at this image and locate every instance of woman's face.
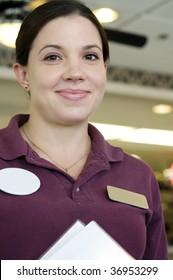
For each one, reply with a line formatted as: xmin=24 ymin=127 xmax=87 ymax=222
xmin=20 ymin=15 xmax=107 ymax=126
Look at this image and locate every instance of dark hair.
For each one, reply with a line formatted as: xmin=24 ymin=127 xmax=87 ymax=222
xmin=15 ymin=0 xmax=109 ymax=65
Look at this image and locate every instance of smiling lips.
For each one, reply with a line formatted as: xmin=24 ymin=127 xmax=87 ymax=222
xmin=56 ymin=89 xmax=89 ymax=101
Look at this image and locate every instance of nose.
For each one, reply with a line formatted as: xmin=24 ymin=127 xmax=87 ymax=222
xmin=62 ymin=59 xmax=85 ymax=81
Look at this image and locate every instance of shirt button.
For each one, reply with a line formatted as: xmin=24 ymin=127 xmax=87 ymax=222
xmin=76 ymin=187 xmax=80 ymax=192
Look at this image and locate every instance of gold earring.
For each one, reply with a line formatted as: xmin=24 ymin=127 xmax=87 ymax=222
xmin=24 ymin=84 xmax=29 ymax=91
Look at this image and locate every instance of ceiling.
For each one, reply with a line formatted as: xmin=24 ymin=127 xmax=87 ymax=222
xmin=0 ymin=0 xmax=173 ymax=175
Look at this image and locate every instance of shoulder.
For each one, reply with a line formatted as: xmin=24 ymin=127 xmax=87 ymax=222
xmin=0 ymin=114 xmax=29 ymax=160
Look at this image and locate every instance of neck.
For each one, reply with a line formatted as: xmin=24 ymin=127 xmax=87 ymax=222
xmin=23 ymin=116 xmax=89 ymax=152
xmin=20 ymin=117 xmax=91 ymax=178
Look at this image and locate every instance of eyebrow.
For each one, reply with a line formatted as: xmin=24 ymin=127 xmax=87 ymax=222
xmin=39 ymin=44 xmax=62 ymax=54
xmin=83 ymin=44 xmax=102 ymax=52
xmin=38 ymin=44 xmax=102 ymax=54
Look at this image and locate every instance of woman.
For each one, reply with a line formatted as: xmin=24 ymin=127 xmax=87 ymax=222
xmin=0 ymin=0 xmax=168 ymax=259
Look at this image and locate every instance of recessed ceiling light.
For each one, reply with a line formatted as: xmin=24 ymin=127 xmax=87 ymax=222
xmin=152 ymin=104 xmax=173 ymax=115
xmin=93 ymin=8 xmax=119 ymax=23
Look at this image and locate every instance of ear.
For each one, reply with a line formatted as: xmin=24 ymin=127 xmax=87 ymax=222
xmin=13 ymin=63 xmax=29 ymax=89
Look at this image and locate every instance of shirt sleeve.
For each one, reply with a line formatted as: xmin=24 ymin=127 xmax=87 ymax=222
xmin=143 ymin=172 xmax=169 ymax=259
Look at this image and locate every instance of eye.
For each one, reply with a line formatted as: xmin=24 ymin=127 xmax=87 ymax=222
xmin=44 ymin=54 xmax=61 ymax=61
xmin=84 ymin=53 xmax=99 ymax=61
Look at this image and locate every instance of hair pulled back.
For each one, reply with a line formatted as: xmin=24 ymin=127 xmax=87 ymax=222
xmin=15 ymin=0 xmax=109 ymax=65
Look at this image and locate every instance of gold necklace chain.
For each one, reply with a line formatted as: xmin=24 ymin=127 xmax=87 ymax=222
xmin=22 ymin=125 xmax=91 ymax=173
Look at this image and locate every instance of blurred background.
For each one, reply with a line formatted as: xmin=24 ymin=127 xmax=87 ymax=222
xmin=0 ymin=0 xmax=173 ymax=258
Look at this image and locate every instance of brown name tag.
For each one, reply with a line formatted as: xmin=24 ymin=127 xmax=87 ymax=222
xmin=107 ymin=185 xmax=149 ymax=209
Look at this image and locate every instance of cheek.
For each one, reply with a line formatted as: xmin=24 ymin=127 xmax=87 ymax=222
xmin=29 ymin=72 xmax=54 ymax=90
xmin=27 ymin=62 xmax=57 ymax=89
xmin=90 ymin=66 xmax=107 ymax=85
xmin=93 ymin=74 xmax=106 ymax=109
xmin=95 ymin=70 xmax=107 ymax=94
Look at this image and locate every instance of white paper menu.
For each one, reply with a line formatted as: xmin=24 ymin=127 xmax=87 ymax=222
xmin=40 ymin=220 xmax=133 ymax=260
xmin=40 ymin=220 xmax=85 ymax=260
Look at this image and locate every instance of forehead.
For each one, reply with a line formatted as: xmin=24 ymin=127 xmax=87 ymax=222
xmin=32 ymin=15 xmax=102 ymax=48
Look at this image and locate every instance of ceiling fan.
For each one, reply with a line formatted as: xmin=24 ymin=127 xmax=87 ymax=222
xmin=0 ymin=0 xmax=147 ymax=47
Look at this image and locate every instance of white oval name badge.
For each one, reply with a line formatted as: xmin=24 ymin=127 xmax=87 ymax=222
xmin=0 ymin=168 xmax=40 ymax=195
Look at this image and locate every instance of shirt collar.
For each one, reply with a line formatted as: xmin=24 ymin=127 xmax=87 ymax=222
xmin=88 ymin=123 xmax=124 ymax=163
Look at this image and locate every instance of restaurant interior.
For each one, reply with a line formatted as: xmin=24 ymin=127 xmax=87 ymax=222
xmin=0 ymin=0 xmax=173 ymax=259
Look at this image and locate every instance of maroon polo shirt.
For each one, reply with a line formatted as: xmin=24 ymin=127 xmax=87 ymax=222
xmin=0 ymin=114 xmax=168 ymax=259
